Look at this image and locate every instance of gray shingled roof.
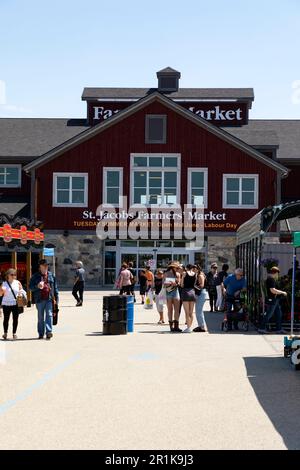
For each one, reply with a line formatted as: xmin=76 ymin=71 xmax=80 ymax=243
xmin=226 ymin=120 xmax=300 ymax=160
xmin=81 ymin=87 xmax=254 ymax=101
xmin=0 ymin=118 xmax=89 ymax=159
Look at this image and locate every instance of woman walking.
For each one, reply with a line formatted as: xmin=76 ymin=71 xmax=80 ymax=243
xmin=154 ymin=270 xmax=165 ymax=324
xmin=0 ymin=268 xmax=27 ymax=340
xmin=139 ymin=269 xmax=147 ymax=304
xmin=206 ymin=263 xmax=218 ymax=312
xmin=193 ymin=266 xmax=208 ymax=332
xmin=181 ymin=264 xmax=197 ymax=333
xmin=163 ymin=262 xmax=181 ymax=332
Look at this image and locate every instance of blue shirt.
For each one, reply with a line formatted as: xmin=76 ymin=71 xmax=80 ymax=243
xmin=223 ymin=274 xmax=246 ymax=296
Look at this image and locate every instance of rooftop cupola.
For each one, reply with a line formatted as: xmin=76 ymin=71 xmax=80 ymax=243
xmin=156 ymin=67 xmax=181 ymax=92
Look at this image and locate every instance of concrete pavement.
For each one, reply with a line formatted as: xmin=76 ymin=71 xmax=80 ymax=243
xmin=0 ymin=290 xmax=300 ymax=450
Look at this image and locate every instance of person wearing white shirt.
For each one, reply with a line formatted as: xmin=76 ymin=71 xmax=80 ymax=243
xmin=0 ymin=268 xmax=27 ymax=340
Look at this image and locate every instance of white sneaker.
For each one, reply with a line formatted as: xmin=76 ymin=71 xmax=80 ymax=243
xmin=183 ymin=327 xmax=193 ymax=333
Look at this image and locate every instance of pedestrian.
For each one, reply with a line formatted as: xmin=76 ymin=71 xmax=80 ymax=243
xmin=258 ymin=266 xmax=287 ymax=334
xmin=181 ymin=264 xmax=197 ymax=333
xmin=206 ymin=263 xmax=218 ymax=312
xmin=176 ymin=264 xmax=184 ymax=317
xmin=145 ymin=266 xmax=154 ymax=290
xmin=222 ymin=268 xmax=247 ymax=331
xmin=72 ymin=261 xmax=85 ymax=306
xmin=29 ymin=259 xmax=59 ymax=340
xmin=0 ymin=268 xmax=27 ymax=340
xmin=163 ymin=262 xmax=181 ymax=332
xmin=193 ymin=266 xmax=208 ymax=332
xmin=154 ymin=269 xmax=165 ymax=324
xmin=118 ymin=263 xmax=132 ymax=295
xmin=128 ymin=261 xmax=137 ymax=302
xmin=139 ymin=269 xmax=147 ymax=304
xmin=215 ymin=264 xmax=229 ymax=311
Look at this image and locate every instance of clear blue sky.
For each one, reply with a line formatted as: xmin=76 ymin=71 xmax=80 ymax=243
xmin=0 ymin=0 xmax=299 ymax=119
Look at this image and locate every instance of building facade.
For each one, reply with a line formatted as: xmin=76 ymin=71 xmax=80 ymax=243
xmin=0 ymin=67 xmax=299 ymax=286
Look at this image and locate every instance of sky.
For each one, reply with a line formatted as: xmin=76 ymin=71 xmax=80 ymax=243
xmin=0 ymin=0 xmax=299 ymax=119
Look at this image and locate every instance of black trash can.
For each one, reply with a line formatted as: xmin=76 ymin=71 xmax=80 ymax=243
xmin=102 ymin=295 xmax=127 ymax=335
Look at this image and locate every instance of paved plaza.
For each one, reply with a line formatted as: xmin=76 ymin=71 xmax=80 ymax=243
xmin=0 ymin=290 xmax=300 ymax=450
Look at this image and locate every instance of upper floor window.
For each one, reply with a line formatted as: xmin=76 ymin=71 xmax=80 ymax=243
xmin=103 ymin=168 xmax=123 ymax=206
xmin=145 ymin=115 xmax=167 ymax=144
xmin=0 ymin=165 xmax=21 ymax=187
xmin=223 ymin=174 xmax=258 ymax=209
xmin=131 ymin=154 xmax=180 ymax=205
xmin=53 ymin=173 xmax=88 ymax=207
xmin=187 ymin=168 xmax=208 ymax=207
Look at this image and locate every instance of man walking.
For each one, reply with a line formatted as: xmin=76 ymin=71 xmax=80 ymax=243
xmin=72 ymin=261 xmax=85 ymax=306
xmin=29 ymin=259 xmax=59 ymax=340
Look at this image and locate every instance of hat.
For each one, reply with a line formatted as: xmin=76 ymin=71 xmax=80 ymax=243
xmin=211 ymin=263 xmax=218 ymax=268
xmin=38 ymin=258 xmax=49 ymax=266
xmin=270 ymin=266 xmax=280 ymax=273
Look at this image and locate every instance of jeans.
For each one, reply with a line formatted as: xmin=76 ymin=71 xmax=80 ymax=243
xmin=37 ymin=300 xmax=53 ymax=336
xmin=195 ymin=289 xmax=207 ymax=328
xmin=208 ymin=288 xmax=217 ymax=311
xmin=3 ymin=305 xmax=19 ymax=334
xmin=260 ymin=298 xmax=282 ymax=331
xmin=72 ymin=281 xmax=84 ymax=303
xmin=216 ymin=285 xmax=225 ymax=310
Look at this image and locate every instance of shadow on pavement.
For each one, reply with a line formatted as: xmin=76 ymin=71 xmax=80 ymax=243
xmin=244 ymin=355 xmax=300 ymax=450
xmin=204 ymin=311 xmax=257 ymax=335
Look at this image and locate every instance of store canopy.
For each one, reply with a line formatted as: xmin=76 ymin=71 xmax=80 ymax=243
xmin=236 ymin=200 xmax=300 ymax=245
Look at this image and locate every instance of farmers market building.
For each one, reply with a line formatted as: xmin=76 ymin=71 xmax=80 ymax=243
xmin=0 ymin=67 xmax=299 ymax=286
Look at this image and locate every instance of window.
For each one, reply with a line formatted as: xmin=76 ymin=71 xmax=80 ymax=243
xmin=223 ymin=174 xmax=258 ymax=209
xmin=0 ymin=165 xmax=21 ymax=187
xmin=145 ymin=115 xmax=167 ymax=144
xmin=188 ymin=168 xmax=208 ymax=207
xmin=103 ymin=168 xmax=123 ymax=206
xmin=53 ymin=173 xmax=88 ymax=207
xmin=131 ymin=154 xmax=180 ymax=205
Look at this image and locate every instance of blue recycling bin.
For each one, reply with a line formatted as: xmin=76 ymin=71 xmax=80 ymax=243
xmin=126 ymin=295 xmax=134 ymax=333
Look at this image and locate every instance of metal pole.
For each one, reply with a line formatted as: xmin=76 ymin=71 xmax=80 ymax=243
xmin=291 ymin=248 xmax=296 ymax=336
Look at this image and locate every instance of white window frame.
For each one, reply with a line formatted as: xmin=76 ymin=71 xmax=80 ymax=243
xmin=53 ymin=172 xmax=88 ymax=207
xmin=130 ymin=153 xmax=181 ymax=207
xmin=187 ymin=168 xmax=208 ymax=208
xmin=0 ymin=164 xmax=21 ymax=188
xmin=102 ymin=167 xmax=123 ymax=206
xmin=223 ymin=174 xmax=259 ymax=209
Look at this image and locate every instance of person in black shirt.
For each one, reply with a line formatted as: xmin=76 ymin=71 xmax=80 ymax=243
xmin=127 ymin=261 xmax=136 ymax=302
xmin=206 ymin=263 xmax=218 ymax=312
xmin=258 ymin=266 xmax=287 ymax=334
xmin=215 ymin=264 xmax=229 ymax=311
xmin=139 ymin=269 xmax=147 ymax=304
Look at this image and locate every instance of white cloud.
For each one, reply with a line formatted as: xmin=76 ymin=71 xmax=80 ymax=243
xmin=0 ymin=80 xmax=6 ymax=105
xmin=292 ymin=80 xmax=300 ymax=105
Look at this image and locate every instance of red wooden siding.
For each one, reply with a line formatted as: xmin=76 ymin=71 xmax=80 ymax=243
xmin=281 ymin=165 xmax=300 ymax=202
xmin=36 ymin=101 xmax=278 ymax=231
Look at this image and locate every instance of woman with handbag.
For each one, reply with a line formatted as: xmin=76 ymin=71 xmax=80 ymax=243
xmin=0 ymin=268 xmax=27 ymax=340
xmin=193 ymin=266 xmax=208 ymax=332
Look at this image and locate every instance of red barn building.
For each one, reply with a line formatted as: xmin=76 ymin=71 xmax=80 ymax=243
xmin=0 ymin=67 xmax=299 ymax=286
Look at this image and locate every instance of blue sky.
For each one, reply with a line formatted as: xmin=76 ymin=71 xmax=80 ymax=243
xmin=0 ymin=0 xmax=299 ymax=119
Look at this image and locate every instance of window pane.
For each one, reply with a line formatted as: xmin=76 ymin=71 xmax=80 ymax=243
xmin=6 ymin=167 xmax=19 ymax=185
xmin=149 ymin=172 xmax=162 ymax=188
xmin=105 ymin=251 xmax=116 ymax=268
xmin=106 ymin=171 xmax=119 ymax=187
xmin=139 ymin=241 xmax=155 ymax=247
xmin=106 ymin=188 xmax=120 ymax=205
xmin=120 ymin=240 xmax=138 ymax=247
xmin=164 ymin=172 xmax=177 ymax=187
xmin=72 ymin=190 xmax=85 ymax=204
xmin=134 ymin=188 xmax=147 ymax=204
xmin=57 ymin=177 xmax=70 ymax=190
xmin=133 ymin=157 xmax=147 ymax=167
xmin=57 ymin=190 xmax=70 ymax=203
xmin=227 ymin=191 xmax=239 ymax=205
xmin=149 ymin=194 xmax=161 ymax=205
xmin=134 ymin=171 xmax=147 ymax=187
xmin=0 ymin=169 xmax=5 ymax=184
xmin=147 ymin=117 xmax=165 ymax=142
xmin=165 ymin=194 xmax=177 ymax=204
xmin=226 ymin=178 xmax=239 ymax=191
xmin=149 ymin=157 xmax=162 ymax=167
xmin=242 ymin=192 xmax=255 ymax=205
xmin=192 ymin=188 xmax=204 ymax=205
xmin=164 ymin=157 xmax=178 ymax=167
xmin=242 ymin=178 xmax=255 ymax=191
xmin=72 ymin=177 xmax=85 ymax=190
xmin=191 ymin=171 xmax=204 ymax=188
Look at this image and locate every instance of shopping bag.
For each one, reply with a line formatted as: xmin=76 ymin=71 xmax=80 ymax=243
xmin=157 ymin=287 xmax=167 ymax=308
xmin=144 ymin=290 xmax=154 ymax=309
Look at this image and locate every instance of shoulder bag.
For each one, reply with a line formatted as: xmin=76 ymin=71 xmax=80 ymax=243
xmin=8 ymin=282 xmax=26 ymax=314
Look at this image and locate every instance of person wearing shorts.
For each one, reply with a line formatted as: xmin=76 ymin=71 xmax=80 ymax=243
xmin=163 ymin=262 xmax=181 ymax=332
xmin=154 ymin=270 xmax=165 ymax=324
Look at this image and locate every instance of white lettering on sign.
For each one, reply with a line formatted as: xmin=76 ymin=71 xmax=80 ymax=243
xmin=93 ymin=104 xmax=244 ymax=122
xmin=188 ymin=105 xmax=243 ymax=121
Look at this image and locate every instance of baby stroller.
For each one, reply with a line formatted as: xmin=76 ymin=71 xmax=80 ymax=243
xmin=221 ymin=294 xmax=249 ymax=332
